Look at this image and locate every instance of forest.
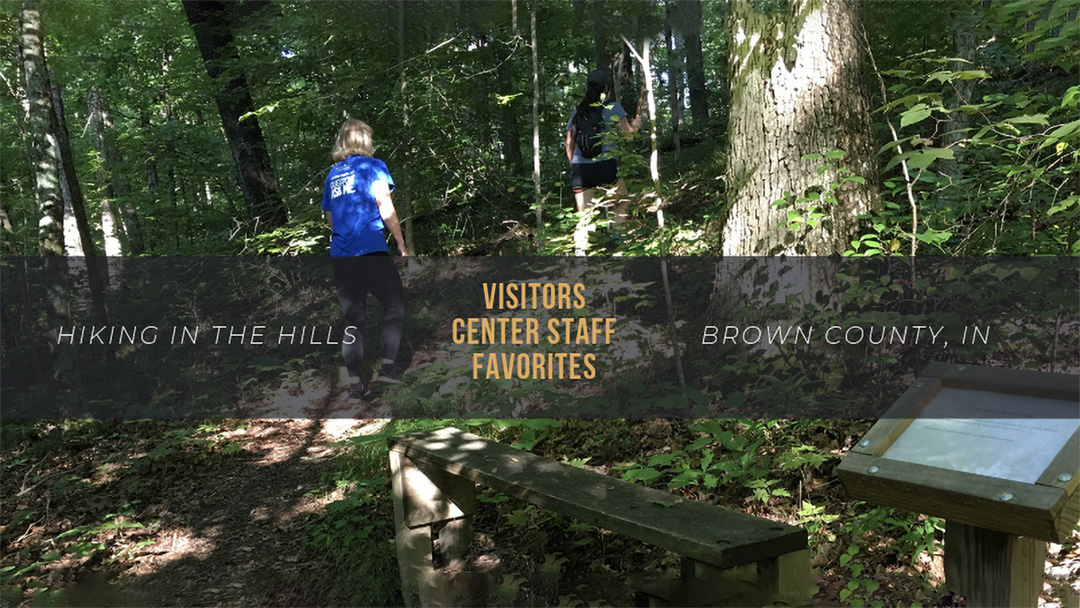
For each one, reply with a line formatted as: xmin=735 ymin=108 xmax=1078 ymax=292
xmin=1 ymin=0 xmax=1078 ymax=606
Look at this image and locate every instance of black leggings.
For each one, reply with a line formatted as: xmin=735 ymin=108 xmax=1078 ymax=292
xmin=331 ymin=253 xmax=405 ymax=381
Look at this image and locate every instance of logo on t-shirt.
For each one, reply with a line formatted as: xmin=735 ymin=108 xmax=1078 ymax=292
xmin=330 ymin=175 xmax=355 ymax=199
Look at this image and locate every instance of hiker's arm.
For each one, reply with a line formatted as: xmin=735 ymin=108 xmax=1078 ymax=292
xmin=565 ymin=129 xmax=575 ymax=163
xmin=374 ymin=181 xmax=408 ymax=256
xmin=619 ymin=114 xmax=641 ymax=137
xmin=325 ymin=211 xmax=332 ymax=230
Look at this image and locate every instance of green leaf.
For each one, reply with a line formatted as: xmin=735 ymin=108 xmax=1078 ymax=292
xmin=622 ymin=468 xmax=662 ymax=482
xmin=1005 ymin=114 xmax=1049 ymax=125
xmin=884 ymin=147 xmax=954 ymax=173
xmin=899 ymin=104 xmax=932 ymax=128
xmin=825 ymin=150 xmax=846 ymax=159
xmin=648 ymin=452 xmax=681 ymax=467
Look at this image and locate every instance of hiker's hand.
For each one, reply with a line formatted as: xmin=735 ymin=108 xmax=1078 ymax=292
xmin=399 ymin=246 xmax=409 ymax=257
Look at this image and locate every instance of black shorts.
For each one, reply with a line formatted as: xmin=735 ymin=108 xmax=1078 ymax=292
xmin=570 ymin=159 xmax=618 ymax=192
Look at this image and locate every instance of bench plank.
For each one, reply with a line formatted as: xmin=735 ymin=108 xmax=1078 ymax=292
xmin=388 ymin=427 xmax=807 ymax=570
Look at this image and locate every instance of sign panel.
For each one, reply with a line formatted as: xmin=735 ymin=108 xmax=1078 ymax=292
xmin=881 ymin=388 xmax=1079 ymax=484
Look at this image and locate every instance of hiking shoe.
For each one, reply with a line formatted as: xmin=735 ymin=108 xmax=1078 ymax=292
xmin=347 ymin=383 xmax=371 ymax=401
xmin=371 ymin=364 xmax=401 ymax=385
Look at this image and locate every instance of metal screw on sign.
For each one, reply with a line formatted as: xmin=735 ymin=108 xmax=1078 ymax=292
xmin=867 ymin=466 xmax=879 ymax=474
xmin=1000 ymin=492 xmax=1013 ymax=502
xmin=957 ymin=365 xmax=968 ymax=371
xmin=914 ymin=381 xmax=924 ymax=388
xmin=1059 ymin=473 xmax=1074 ymax=483
xmin=859 ymin=440 xmax=870 ymax=447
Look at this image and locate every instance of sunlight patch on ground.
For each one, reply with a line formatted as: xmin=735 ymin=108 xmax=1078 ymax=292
xmin=135 ymin=526 xmax=217 ymax=571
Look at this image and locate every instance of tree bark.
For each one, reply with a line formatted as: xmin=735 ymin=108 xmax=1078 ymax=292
xmin=723 ymin=0 xmax=879 ymax=256
xmin=20 ymin=2 xmax=62 ymax=256
xmin=181 ymin=0 xmax=287 ymax=235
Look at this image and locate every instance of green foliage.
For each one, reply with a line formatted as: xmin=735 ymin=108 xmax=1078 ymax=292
xmin=863 ymin=19 xmax=1079 ymax=256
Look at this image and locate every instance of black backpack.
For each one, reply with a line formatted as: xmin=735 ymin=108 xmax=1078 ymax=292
xmin=574 ymin=105 xmax=606 ymax=159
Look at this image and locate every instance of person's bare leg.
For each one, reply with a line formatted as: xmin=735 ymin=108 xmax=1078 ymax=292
xmin=575 ymin=188 xmax=593 ymax=213
xmin=574 ymin=188 xmax=594 ymax=255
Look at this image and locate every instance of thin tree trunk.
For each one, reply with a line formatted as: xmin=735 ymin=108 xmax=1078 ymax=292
xmin=89 ymin=88 xmax=126 ymax=258
xmin=679 ymin=0 xmax=709 ymax=127
xmin=494 ymin=37 xmax=523 ymax=171
xmin=182 ymin=0 xmax=287 ymax=234
xmin=624 ymin=35 xmax=686 ymax=397
xmin=943 ymin=2 xmax=976 ymax=176
xmin=398 ymin=0 xmax=415 ymax=252
xmin=664 ymin=2 xmax=683 ymax=170
xmin=531 ymin=7 xmax=542 ymax=251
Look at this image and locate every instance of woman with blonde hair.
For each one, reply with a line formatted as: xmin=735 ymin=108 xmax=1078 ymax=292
xmin=322 ymin=118 xmax=408 ymax=400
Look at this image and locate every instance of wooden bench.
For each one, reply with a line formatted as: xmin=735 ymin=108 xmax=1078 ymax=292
xmin=388 ymin=427 xmax=811 ymax=607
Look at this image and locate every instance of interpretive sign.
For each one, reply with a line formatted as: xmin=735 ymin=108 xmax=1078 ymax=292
xmin=838 ymin=362 xmax=1079 ymax=607
xmin=881 ymin=389 xmax=1078 ymax=484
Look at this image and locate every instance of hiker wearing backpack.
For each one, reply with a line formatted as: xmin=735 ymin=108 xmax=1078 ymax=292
xmin=322 ymin=118 xmax=408 ymax=401
xmin=565 ymin=68 xmax=640 ymax=216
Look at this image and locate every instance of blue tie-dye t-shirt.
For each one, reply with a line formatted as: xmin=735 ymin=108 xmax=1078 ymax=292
xmin=321 ymin=156 xmax=395 ymax=257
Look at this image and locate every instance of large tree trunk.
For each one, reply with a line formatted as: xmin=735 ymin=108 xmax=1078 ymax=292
xmin=181 ymin=0 xmax=287 ymax=234
xmin=722 ymin=0 xmax=878 ymax=256
xmin=20 ymin=0 xmax=83 ymax=408
xmin=21 ymin=2 xmax=62 ymax=256
xmin=678 ymin=0 xmax=709 ymax=127
xmin=52 ymin=82 xmax=109 ymax=324
xmin=51 ymin=84 xmax=101 ymax=260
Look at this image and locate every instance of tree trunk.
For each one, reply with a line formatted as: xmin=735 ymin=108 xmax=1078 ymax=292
xmin=21 ymin=2 xmax=62 ymax=256
xmin=52 ymin=82 xmax=109 ymax=325
xmin=664 ymin=2 xmax=683 ymax=169
xmin=181 ymin=0 xmax=287 ymax=235
xmin=398 ymin=0 xmax=415 ymax=252
xmin=20 ymin=0 xmax=83 ymax=410
xmin=530 ymin=7 xmax=542 ymax=251
xmin=678 ymin=0 xmax=709 ymax=127
xmin=51 ymin=84 xmax=101 ymax=260
xmin=943 ymin=2 xmax=977 ymax=176
xmin=723 ymin=0 xmax=878 ymax=256
xmin=589 ymin=0 xmax=609 ymax=73
xmin=89 ymin=87 xmax=125 ymax=257
xmin=494 ymin=37 xmax=523 ymax=172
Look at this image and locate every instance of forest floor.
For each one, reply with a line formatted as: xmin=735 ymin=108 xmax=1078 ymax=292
xmin=2 ymin=382 xmax=1080 ymax=604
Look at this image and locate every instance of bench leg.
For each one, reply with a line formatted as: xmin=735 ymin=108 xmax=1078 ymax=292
xmin=390 ymin=450 xmax=478 ymax=607
xmin=757 ymin=549 xmax=813 ymax=606
xmin=676 ymin=551 xmax=812 ymax=607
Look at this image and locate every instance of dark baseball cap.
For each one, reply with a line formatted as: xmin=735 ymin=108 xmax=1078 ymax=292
xmin=587 ymin=68 xmax=611 ymax=88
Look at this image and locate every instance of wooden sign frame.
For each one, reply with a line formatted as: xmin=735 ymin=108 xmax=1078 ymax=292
xmin=838 ymin=362 xmax=1079 ymax=543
